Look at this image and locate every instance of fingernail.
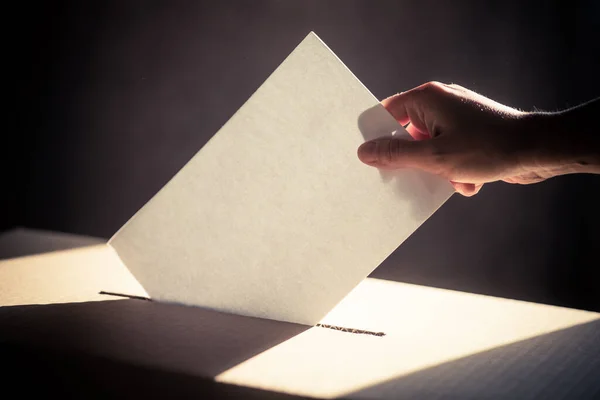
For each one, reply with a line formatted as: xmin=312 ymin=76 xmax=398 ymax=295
xmin=357 ymin=141 xmax=377 ymax=163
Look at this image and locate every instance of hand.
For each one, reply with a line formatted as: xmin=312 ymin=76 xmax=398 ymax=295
xmin=357 ymin=82 xmax=596 ymax=196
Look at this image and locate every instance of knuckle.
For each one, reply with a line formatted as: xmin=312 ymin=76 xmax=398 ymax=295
xmin=424 ymin=81 xmax=446 ymax=91
xmin=429 ymin=141 xmax=447 ymax=163
xmin=419 ymin=81 xmax=451 ymax=98
xmin=446 ymin=83 xmax=463 ymax=90
xmin=376 ymin=139 xmax=401 ymax=165
xmin=378 ymin=139 xmax=392 ymax=164
xmin=433 ymin=153 xmax=447 ymax=166
xmin=389 ymin=139 xmax=402 ymax=162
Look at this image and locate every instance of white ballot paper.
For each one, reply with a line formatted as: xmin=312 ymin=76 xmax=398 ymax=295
xmin=109 ymin=32 xmax=454 ymax=325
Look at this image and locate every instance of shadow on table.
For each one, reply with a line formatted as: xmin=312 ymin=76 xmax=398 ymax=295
xmin=3 ymin=341 xmax=312 ymax=399
xmin=0 ymin=298 xmax=309 ymax=379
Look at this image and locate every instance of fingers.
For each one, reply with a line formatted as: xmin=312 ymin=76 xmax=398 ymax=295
xmin=376 ymin=82 xmax=489 ymax=197
xmin=405 ymin=123 xmax=430 ymax=141
xmin=450 ymin=181 xmax=483 ymax=196
xmin=381 ymin=92 xmax=412 ymax=126
xmin=357 ymin=138 xmax=483 ymax=196
xmin=357 ymin=136 xmax=484 ymax=197
xmin=357 ymin=137 xmax=437 ymax=172
xmin=382 ymin=81 xmax=446 ymax=137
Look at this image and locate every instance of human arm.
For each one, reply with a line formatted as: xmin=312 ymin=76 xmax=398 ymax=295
xmin=357 ymin=82 xmax=600 ymax=196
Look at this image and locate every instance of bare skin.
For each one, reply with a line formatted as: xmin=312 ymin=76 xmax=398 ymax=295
xmin=357 ymin=81 xmax=600 ymax=196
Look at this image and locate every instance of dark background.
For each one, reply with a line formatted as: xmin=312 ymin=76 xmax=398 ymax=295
xmin=7 ymin=0 xmax=600 ymax=311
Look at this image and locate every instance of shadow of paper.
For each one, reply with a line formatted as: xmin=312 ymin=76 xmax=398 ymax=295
xmin=345 ymin=319 xmax=600 ymax=399
xmin=357 ymin=104 xmax=442 ymax=224
xmin=0 ymin=228 xmax=104 ymax=260
xmin=3 ymin=342 xmax=312 ymax=399
xmin=0 ymin=299 xmax=309 ymax=378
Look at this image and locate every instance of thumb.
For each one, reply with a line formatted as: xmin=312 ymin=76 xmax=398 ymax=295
xmin=357 ymin=138 xmax=435 ymax=170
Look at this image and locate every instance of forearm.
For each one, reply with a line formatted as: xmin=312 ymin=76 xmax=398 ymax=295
xmin=519 ymin=98 xmax=600 ymax=175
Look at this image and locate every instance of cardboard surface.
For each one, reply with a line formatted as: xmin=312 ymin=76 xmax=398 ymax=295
xmin=2 ymin=265 xmax=598 ymax=399
xmin=216 ymin=278 xmax=599 ymax=398
xmin=5 ymin=343 xmax=314 ymax=400
xmin=109 ymin=32 xmax=454 ymax=325
xmin=2 ymin=230 xmax=598 ymax=398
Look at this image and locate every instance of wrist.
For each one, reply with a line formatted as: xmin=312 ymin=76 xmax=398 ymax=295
xmin=515 ymin=106 xmax=600 ymax=176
